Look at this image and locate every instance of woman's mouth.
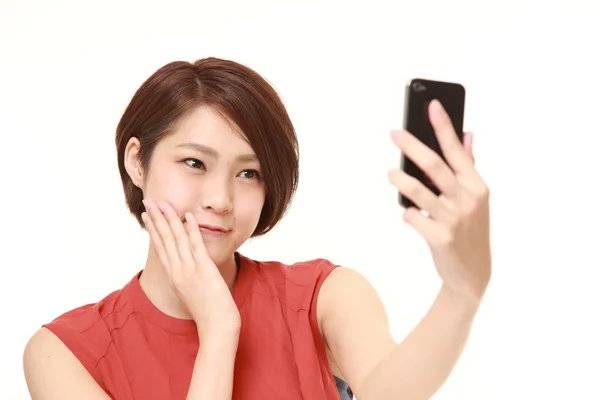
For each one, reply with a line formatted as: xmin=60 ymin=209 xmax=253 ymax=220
xmin=179 ymin=215 xmax=230 ymax=237
xmin=197 ymin=224 xmax=230 ymax=236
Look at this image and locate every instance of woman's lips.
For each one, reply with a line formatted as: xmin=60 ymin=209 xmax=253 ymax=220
xmin=178 ymin=215 xmax=230 ymax=237
xmin=197 ymin=224 xmax=230 ymax=236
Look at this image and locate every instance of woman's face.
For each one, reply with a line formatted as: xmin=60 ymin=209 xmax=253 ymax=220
xmin=126 ymin=105 xmax=266 ymax=266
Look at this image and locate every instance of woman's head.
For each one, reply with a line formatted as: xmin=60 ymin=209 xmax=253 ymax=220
xmin=116 ymin=58 xmax=299 ymax=263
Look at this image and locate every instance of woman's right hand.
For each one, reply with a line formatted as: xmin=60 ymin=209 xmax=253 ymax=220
xmin=141 ymin=199 xmax=241 ymax=338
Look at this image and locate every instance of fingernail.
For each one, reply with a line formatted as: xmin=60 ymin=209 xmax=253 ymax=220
xmin=141 ymin=212 xmax=148 ymax=223
xmin=142 ymin=199 xmax=149 ymax=210
xmin=464 ymin=131 xmax=473 ymax=145
xmin=430 ymin=99 xmax=443 ymax=114
xmin=390 ymin=130 xmax=403 ymax=140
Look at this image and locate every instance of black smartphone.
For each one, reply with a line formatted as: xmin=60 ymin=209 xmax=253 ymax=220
xmin=399 ymin=78 xmax=466 ymax=209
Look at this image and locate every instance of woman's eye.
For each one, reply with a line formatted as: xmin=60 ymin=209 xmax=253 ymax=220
xmin=184 ymin=158 xmax=204 ymax=169
xmin=239 ymin=169 xmax=261 ymax=179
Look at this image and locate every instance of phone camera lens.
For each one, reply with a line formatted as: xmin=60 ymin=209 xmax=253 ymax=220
xmin=411 ymin=81 xmax=426 ymax=92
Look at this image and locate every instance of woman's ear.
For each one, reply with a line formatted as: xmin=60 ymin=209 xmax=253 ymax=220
xmin=124 ymin=137 xmax=144 ymax=189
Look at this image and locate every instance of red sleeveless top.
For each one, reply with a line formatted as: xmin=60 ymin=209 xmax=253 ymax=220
xmin=42 ymin=253 xmax=341 ymax=399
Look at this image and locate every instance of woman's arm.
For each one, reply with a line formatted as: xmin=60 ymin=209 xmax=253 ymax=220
xmin=23 ymin=328 xmax=112 ymax=400
xmin=184 ymin=327 xmax=240 ymax=399
xmin=23 ymin=327 xmax=239 ymax=400
xmin=318 ymin=267 xmax=480 ymax=400
xmin=321 ymin=101 xmax=491 ymax=399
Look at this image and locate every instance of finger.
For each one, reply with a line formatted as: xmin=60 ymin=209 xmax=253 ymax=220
xmin=428 ymin=100 xmax=475 ymax=175
xmin=403 ymin=207 xmax=454 ymax=251
xmin=463 ymin=131 xmax=475 ymax=162
xmin=144 ymin=199 xmax=182 ymax=272
xmin=157 ymin=201 xmax=195 ymax=268
xmin=391 ymin=129 xmax=461 ymax=198
xmin=184 ymin=213 xmax=213 ymax=266
xmin=402 ymin=207 xmax=445 ymax=245
xmin=388 ymin=169 xmax=454 ymax=224
xmin=141 ymin=211 xmax=171 ymax=273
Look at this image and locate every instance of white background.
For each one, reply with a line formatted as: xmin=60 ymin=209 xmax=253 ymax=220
xmin=1 ymin=0 xmax=599 ymax=398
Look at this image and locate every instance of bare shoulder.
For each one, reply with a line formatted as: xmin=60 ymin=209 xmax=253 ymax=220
xmin=316 ymin=266 xmax=397 ymax=397
xmin=317 ymin=266 xmax=384 ymax=324
xmin=23 ymin=328 xmax=110 ymax=400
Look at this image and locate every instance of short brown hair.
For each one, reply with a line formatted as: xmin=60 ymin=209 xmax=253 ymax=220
xmin=115 ymin=57 xmax=299 ymax=237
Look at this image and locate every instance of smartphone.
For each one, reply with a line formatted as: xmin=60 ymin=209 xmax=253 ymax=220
xmin=399 ymin=78 xmax=466 ymax=209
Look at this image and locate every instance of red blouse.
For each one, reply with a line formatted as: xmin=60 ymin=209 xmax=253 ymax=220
xmin=43 ymin=253 xmax=341 ymax=399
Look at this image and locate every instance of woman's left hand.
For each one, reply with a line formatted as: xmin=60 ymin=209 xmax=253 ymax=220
xmin=388 ymin=99 xmax=491 ymax=304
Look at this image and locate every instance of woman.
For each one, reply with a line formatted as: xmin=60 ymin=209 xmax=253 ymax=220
xmin=23 ymin=57 xmax=491 ymax=400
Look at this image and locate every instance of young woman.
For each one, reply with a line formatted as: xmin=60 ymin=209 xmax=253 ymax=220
xmin=23 ymin=57 xmax=492 ymax=400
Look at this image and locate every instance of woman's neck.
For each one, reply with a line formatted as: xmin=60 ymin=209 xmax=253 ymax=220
xmin=138 ymin=244 xmax=239 ymax=320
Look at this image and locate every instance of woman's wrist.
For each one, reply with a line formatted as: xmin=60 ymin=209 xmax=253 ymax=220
xmin=198 ymin=324 xmax=241 ymax=347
